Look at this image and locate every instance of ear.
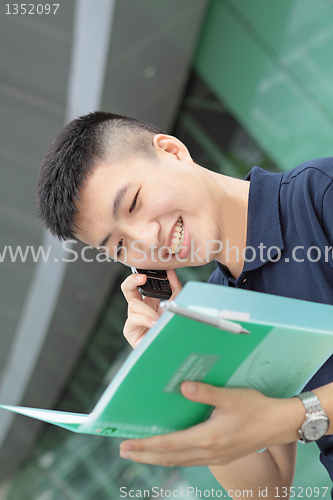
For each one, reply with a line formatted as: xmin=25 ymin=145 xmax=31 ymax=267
xmin=153 ymin=134 xmax=192 ymax=162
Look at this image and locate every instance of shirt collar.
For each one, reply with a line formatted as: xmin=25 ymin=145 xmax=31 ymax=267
xmin=243 ymin=166 xmax=284 ymax=272
xmin=217 ymin=166 xmax=284 ymax=280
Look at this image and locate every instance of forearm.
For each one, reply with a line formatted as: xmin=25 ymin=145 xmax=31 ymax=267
xmin=209 ymin=443 xmax=297 ymax=500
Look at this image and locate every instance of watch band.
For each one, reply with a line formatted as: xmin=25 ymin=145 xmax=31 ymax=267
xmin=295 ymin=391 xmax=329 ymax=443
xmin=298 ymin=391 xmax=324 ymax=413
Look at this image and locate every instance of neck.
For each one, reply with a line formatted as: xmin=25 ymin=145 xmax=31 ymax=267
xmin=213 ymin=173 xmax=250 ymax=279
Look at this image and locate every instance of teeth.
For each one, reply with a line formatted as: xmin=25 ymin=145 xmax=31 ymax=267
xmin=170 ymin=217 xmax=184 ymax=254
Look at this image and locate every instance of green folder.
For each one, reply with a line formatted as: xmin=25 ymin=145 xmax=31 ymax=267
xmin=1 ymin=282 xmax=333 ymax=439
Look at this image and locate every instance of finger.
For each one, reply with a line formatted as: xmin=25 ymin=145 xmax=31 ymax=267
xmin=128 ymin=298 xmax=160 ymax=320
xmin=124 ymin=312 xmax=157 ymax=333
xmin=166 ymin=269 xmax=183 ymax=299
xmin=119 ymin=446 xmax=216 ymax=467
xmin=121 ymin=273 xmax=147 ymax=303
xmin=120 ymin=420 xmax=212 ymax=456
xmin=180 ymin=381 xmax=224 ymax=407
xmin=123 ymin=313 xmax=156 ymax=344
xmin=124 ymin=326 xmax=147 ymax=349
xmin=119 ymin=423 xmax=223 ymax=466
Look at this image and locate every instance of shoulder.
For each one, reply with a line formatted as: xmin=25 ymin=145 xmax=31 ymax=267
xmin=280 ymin=158 xmax=333 ymax=209
xmin=281 ymin=157 xmax=333 ymax=190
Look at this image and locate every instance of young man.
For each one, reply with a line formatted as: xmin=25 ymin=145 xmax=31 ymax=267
xmin=37 ymin=111 xmax=333 ymax=498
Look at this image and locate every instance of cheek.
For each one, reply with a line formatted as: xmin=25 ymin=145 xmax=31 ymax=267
xmin=144 ymin=196 xmax=172 ymax=215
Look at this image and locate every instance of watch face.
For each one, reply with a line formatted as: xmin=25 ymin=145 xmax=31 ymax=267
xmin=303 ymin=417 xmax=329 ymax=441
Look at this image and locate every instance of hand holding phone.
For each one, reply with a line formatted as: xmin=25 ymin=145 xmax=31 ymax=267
xmin=131 ymin=268 xmax=172 ymax=300
xmin=122 ymin=269 xmax=182 ymax=348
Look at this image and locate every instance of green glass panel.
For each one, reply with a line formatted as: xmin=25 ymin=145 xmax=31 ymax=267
xmin=230 ymin=0 xmax=333 ymax=119
xmin=194 ymin=0 xmax=333 ymax=171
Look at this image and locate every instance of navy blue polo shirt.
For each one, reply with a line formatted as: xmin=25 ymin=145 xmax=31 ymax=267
xmin=208 ymin=158 xmax=333 ymax=484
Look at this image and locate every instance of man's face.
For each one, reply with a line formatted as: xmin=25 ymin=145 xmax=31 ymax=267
xmin=75 ymin=135 xmax=224 ymax=269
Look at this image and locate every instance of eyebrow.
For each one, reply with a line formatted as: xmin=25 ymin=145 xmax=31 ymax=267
xmin=98 ymin=183 xmax=131 ymax=248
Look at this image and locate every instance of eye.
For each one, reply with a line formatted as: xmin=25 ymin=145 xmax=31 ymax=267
xmin=129 ymin=190 xmax=139 ymax=213
xmin=117 ymin=239 xmax=124 ymax=257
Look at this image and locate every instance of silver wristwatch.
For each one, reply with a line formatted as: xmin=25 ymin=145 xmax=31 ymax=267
xmin=295 ymin=391 xmax=329 ymax=443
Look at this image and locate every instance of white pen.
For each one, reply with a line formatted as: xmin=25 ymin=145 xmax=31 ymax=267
xmin=159 ymin=301 xmax=250 ymax=335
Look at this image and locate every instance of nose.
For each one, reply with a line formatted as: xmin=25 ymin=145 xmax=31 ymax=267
xmin=127 ymin=220 xmax=160 ymax=251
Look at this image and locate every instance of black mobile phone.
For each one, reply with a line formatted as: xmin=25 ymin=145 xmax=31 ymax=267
xmin=131 ymin=267 xmax=172 ymax=300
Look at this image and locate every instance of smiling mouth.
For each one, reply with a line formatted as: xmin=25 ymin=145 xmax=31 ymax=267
xmin=169 ymin=217 xmax=184 ymax=254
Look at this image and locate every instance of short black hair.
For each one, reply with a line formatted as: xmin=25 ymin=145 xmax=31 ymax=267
xmin=36 ymin=111 xmax=163 ymax=240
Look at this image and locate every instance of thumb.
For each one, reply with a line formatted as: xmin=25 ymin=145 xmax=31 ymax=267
xmin=181 ymin=381 xmax=223 ymax=406
xmin=166 ymin=269 xmax=183 ymax=298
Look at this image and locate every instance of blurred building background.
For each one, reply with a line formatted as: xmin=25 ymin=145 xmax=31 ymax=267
xmin=0 ymin=0 xmax=332 ymax=498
